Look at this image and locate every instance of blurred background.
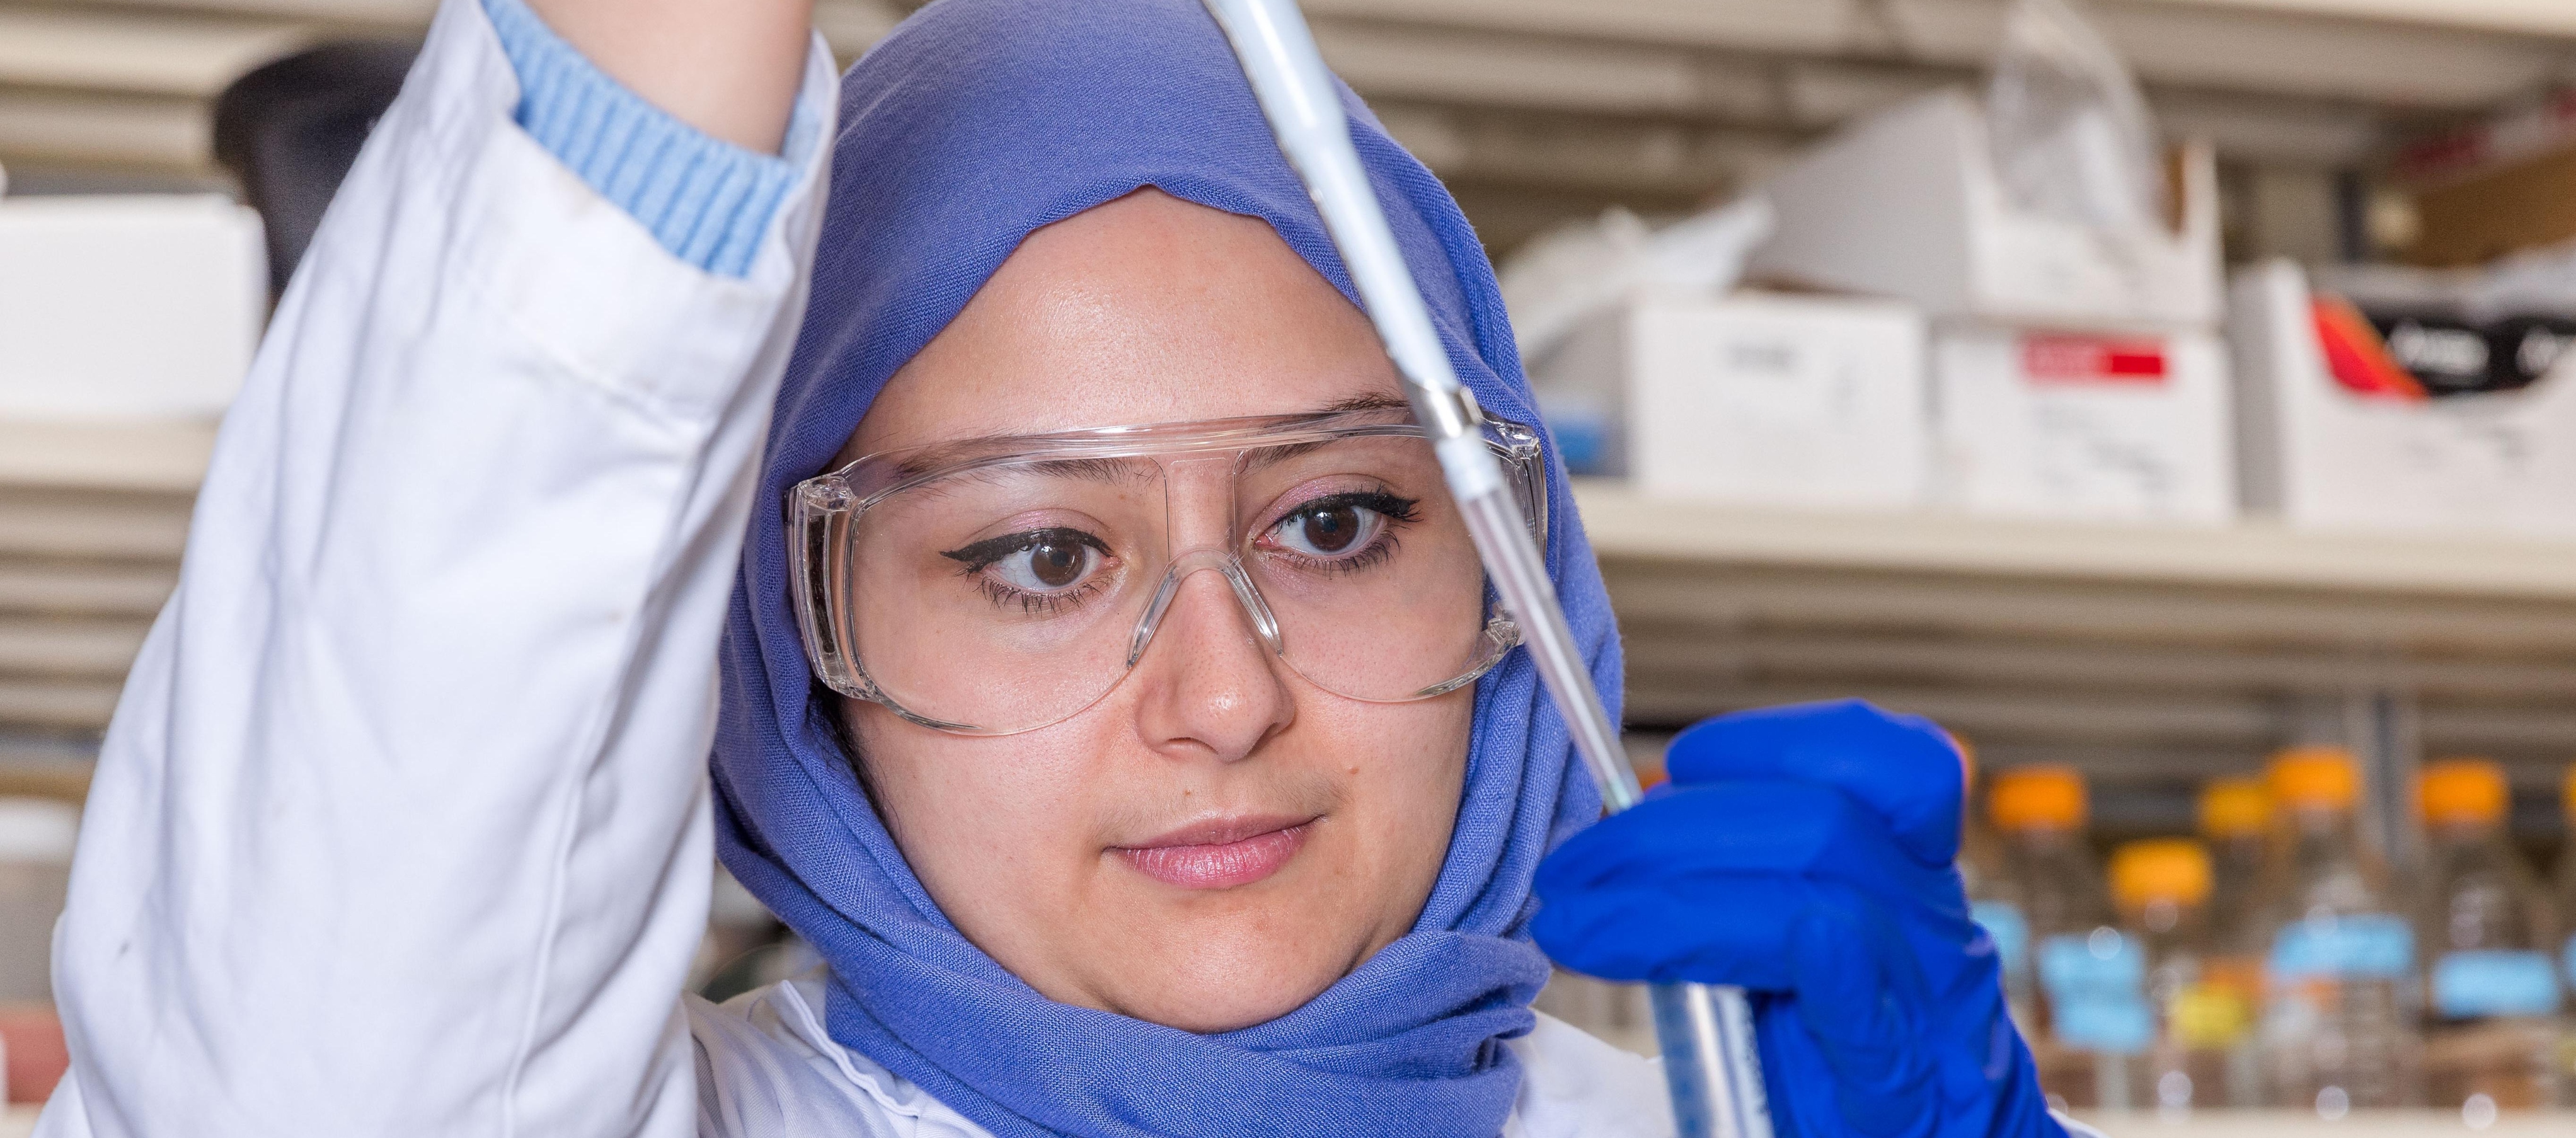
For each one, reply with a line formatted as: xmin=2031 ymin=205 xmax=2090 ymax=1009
xmin=12 ymin=0 xmax=2576 ymax=1129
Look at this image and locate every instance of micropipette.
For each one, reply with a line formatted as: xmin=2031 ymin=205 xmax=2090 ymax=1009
xmin=1197 ymin=4 xmax=1774 ymax=1136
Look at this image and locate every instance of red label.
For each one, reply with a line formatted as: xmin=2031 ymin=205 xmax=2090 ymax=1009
xmin=2393 ymin=127 xmax=2491 ymax=185
xmin=2021 ymin=335 xmax=2170 ymax=385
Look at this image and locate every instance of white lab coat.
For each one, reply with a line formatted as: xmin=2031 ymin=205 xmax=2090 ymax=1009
xmin=33 ymin=3 xmax=1673 ymax=1135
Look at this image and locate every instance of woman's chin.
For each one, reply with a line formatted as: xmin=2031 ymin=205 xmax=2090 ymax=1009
xmin=1079 ymin=922 xmax=1364 ymax=1034
xmin=1112 ymin=973 xmax=1331 ymax=1035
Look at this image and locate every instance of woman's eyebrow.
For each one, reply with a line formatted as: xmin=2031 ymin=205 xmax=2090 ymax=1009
xmin=1240 ymin=439 xmax=1332 ymax=472
xmin=1234 ymin=394 xmax=1417 ymax=473
xmin=1018 ymin=457 xmax=1151 ymax=483
xmin=1318 ymin=393 xmax=1410 ymax=415
xmin=894 ymin=452 xmax=1148 ymax=484
xmin=952 ymin=457 xmax=1149 ymax=486
xmin=886 ymin=395 xmax=1410 ymax=478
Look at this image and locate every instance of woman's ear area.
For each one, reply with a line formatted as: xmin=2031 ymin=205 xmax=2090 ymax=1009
xmin=814 ymin=681 xmax=878 ymax=796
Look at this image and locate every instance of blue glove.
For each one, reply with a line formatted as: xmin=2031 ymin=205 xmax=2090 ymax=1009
xmin=1531 ymin=700 xmax=2059 ymax=1138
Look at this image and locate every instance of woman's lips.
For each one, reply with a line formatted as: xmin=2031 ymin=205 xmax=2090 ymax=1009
xmin=1112 ymin=815 xmax=1316 ymax=890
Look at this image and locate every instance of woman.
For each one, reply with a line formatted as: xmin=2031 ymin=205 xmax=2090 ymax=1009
xmin=38 ymin=0 xmax=2064 ymax=1135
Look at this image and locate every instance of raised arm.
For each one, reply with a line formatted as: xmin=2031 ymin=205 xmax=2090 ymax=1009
xmin=531 ymin=0 xmax=814 ymax=153
xmin=38 ymin=1 xmax=831 ymax=1135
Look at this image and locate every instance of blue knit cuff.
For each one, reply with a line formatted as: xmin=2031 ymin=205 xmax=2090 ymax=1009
xmin=481 ymin=0 xmax=814 ymax=277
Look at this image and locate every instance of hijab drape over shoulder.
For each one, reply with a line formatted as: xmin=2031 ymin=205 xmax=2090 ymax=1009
xmin=709 ymin=1 xmax=1619 ymax=1134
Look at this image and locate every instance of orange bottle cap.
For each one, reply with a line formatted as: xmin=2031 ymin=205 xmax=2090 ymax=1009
xmin=2417 ymin=758 xmax=2507 ymax=825
xmin=2197 ymin=777 xmax=2270 ymax=838
xmin=2110 ymin=838 xmax=2212 ymax=911
xmin=1987 ymin=766 xmax=2086 ymax=832
xmin=2563 ymin=763 xmax=2576 ymax=821
xmin=2266 ymin=746 xmax=2359 ymax=811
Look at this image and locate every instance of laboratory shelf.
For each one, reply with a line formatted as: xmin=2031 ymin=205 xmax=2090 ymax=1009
xmin=2169 ymin=0 xmax=2576 ymax=38
xmin=1570 ymin=482 xmax=2576 ymax=826
xmin=0 ymin=1094 xmax=2562 ymax=1135
xmin=0 ymin=421 xmax=215 ymax=496
xmin=11 ymin=0 xmax=2576 ymax=207
xmin=0 ymin=422 xmax=202 ymax=744
xmin=10 ymin=428 xmax=2576 ymax=815
xmin=2076 ymin=1109 xmax=2571 ymax=1135
xmin=1576 ymin=482 xmax=2576 ymax=602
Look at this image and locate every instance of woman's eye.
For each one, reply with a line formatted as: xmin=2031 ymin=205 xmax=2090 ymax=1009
xmin=992 ymin=536 xmax=1100 ymax=592
xmin=1272 ymin=501 xmax=1384 ymax=558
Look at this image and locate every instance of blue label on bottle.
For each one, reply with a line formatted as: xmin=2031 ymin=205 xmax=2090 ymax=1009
xmin=2432 ymin=950 xmax=2562 ymax=1018
xmin=2038 ymin=929 xmax=2151 ymax=1054
xmin=2565 ymin=934 xmax=2576 ymax=989
xmin=2268 ymin=914 xmax=2413 ymax=980
xmin=1972 ymin=900 xmax=2030 ymax=979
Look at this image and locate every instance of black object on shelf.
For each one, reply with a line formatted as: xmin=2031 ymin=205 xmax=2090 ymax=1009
xmin=212 ymin=40 xmax=421 ymax=301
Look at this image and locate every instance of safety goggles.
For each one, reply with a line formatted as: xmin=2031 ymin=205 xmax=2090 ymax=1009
xmin=789 ymin=406 xmax=1546 ymax=735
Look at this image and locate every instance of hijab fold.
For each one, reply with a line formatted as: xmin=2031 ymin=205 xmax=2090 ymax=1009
xmin=710 ymin=1 xmax=1620 ymax=1132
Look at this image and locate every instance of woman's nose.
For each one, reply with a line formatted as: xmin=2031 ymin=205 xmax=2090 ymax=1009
xmin=1128 ymin=566 xmax=1293 ymax=764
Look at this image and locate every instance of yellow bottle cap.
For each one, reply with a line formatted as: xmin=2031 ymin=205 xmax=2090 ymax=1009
xmin=2170 ymin=981 xmax=2252 ymax=1049
xmin=2197 ymin=777 xmax=2270 ymax=839
xmin=2417 ymin=758 xmax=2507 ymax=825
xmin=1987 ymin=766 xmax=2086 ymax=832
xmin=2266 ymin=746 xmax=2359 ymax=811
xmin=2110 ymin=837 xmax=2212 ymax=911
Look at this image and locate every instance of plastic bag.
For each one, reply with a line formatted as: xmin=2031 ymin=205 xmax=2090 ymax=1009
xmin=1496 ymin=197 xmax=1773 ymax=359
xmin=1985 ymin=0 xmax=2163 ymax=231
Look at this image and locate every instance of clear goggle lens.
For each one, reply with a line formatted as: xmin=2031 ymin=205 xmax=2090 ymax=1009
xmin=790 ymin=410 xmax=1543 ymax=735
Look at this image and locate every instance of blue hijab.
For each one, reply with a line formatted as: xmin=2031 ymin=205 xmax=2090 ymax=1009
xmin=711 ymin=1 xmax=1619 ymax=1133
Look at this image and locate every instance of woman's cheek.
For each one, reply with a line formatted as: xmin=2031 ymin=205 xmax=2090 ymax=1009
xmin=1277 ymin=688 xmax=1469 ymax=938
xmin=849 ymin=681 xmax=1471 ymax=1029
xmin=852 ymin=706 xmax=1117 ymax=927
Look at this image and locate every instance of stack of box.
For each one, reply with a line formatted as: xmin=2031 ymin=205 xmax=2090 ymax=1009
xmin=1530 ymin=287 xmax=1929 ymax=512
xmin=0 ymin=194 xmax=266 ymax=421
xmin=1749 ymin=91 xmax=2236 ymax=525
xmin=2230 ymin=259 xmax=2576 ymax=537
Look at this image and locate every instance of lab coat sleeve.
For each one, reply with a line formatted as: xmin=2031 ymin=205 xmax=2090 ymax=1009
xmin=35 ymin=0 xmax=836 ymax=1134
xmin=480 ymin=0 xmax=815 ymax=277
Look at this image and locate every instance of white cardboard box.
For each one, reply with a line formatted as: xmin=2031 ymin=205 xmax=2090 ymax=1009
xmin=1931 ymin=325 xmax=2235 ymax=524
xmin=0 ymin=195 xmax=265 ymax=420
xmin=1532 ymin=290 xmax=1928 ymax=510
xmin=1749 ymin=90 xmax=2222 ymax=330
xmin=2231 ymin=260 xmax=2576 ymax=537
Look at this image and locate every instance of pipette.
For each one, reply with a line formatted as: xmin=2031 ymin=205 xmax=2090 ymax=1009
xmin=1198 ymin=4 xmax=1773 ymax=1137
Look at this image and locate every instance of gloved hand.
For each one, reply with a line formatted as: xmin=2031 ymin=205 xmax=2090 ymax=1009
xmin=1531 ymin=700 xmax=2061 ymax=1138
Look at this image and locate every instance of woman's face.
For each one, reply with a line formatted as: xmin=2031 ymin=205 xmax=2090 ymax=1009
xmin=839 ymin=190 xmax=1475 ymax=1033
